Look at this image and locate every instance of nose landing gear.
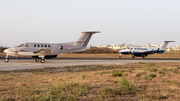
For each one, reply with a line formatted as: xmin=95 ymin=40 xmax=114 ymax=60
xmin=4 ymin=58 xmax=9 ymax=62
xmin=4 ymin=55 xmax=9 ymax=63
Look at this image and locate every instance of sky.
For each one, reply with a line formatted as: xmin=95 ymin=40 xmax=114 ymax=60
xmin=0 ymin=0 xmax=180 ymax=47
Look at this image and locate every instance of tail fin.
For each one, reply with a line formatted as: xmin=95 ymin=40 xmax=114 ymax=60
xmin=73 ymin=31 xmax=100 ymax=47
xmin=158 ymin=41 xmax=175 ymax=53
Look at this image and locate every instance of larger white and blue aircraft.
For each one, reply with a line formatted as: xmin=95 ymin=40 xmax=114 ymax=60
xmin=119 ymin=41 xmax=175 ymax=58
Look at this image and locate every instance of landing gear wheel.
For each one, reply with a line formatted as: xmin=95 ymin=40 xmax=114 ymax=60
xmin=40 ymin=59 xmax=45 ymax=63
xmin=119 ymin=56 xmax=121 ymax=59
xmin=35 ymin=58 xmax=39 ymax=62
xmin=132 ymin=56 xmax=135 ymax=58
xmin=4 ymin=58 xmax=9 ymax=62
xmin=142 ymin=55 xmax=145 ymax=59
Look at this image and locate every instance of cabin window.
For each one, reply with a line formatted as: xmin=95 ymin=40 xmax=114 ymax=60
xmin=38 ymin=45 xmax=40 ymax=47
xmin=41 ymin=45 xmax=43 ymax=47
xmin=48 ymin=45 xmax=51 ymax=48
xmin=34 ymin=44 xmax=36 ymax=47
xmin=45 ymin=45 xmax=47 ymax=47
xmin=60 ymin=46 xmax=63 ymax=50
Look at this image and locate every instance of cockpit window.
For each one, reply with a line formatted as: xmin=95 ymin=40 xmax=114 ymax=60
xmin=17 ymin=44 xmax=24 ymax=47
xmin=17 ymin=43 xmax=28 ymax=47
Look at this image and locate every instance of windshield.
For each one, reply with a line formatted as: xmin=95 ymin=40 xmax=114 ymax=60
xmin=17 ymin=43 xmax=28 ymax=47
xmin=17 ymin=44 xmax=24 ymax=47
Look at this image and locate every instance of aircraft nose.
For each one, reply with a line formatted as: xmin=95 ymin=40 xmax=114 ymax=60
xmin=4 ymin=49 xmax=9 ymax=53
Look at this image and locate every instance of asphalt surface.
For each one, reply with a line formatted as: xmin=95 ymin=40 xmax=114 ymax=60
xmin=0 ymin=57 xmax=180 ymax=71
xmin=0 ymin=57 xmax=180 ymax=60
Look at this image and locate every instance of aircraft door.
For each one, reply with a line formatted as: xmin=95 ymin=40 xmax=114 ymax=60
xmin=51 ymin=44 xmax=58 ymax=54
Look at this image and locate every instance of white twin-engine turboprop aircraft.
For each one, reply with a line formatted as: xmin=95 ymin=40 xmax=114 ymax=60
xmin=4 ymin=31 xmax=100 ymax=63
xmin=119 ymin=41 xmax=175 ymax=59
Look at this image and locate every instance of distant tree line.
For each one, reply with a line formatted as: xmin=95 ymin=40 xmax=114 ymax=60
xmin=75 ymin=48 xmax=119 ymax=54
xmin=0 ymin=46 xmax=8 ymax=52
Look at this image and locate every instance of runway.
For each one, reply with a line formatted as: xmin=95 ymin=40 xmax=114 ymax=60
xmin=0 ymin=57 xmax=180 ymax=60
xmin=0 ymin=57 xmax=180 ymax=71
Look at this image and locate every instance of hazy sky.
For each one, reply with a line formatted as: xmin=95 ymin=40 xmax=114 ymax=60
xmin=0 ymin=0 xmax=180 ymax=47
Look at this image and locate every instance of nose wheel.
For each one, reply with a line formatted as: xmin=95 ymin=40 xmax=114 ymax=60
xmin=4 ymin=58 xmax=9 ymax=62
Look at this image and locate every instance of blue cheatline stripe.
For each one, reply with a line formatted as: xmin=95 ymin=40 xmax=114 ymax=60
xmin=121 ymin=50 xmax=165 ymax=55
xmin=158 ymin=50 xmax=165 ymax=53
xmin=120 ymin=52 xmax=130 ymax=54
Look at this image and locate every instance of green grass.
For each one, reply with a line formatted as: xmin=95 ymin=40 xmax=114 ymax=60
xmin=136 ymin=72 xmax=142 ymax=77
xmin=137 ymin=62 xmax=147 ymax=64
xmin=49 ymin=82 xmax=89 ymax=100
xmin=172 ymin=81 xmax=180 ymax=86
xmin=159 ymin=71 xmax=166 ymax=74
xmin=112 ymin=73 xmax=123 ymax=77
xmin=149 ymin=73 xmax=156 ymax=78
xmin=162 ymin=67 xmax=167 ymax=71
xmin=82 ymin=75 xmax=86 ymax=79
xmin=94 ymin=70 xmax=111 ymax=75
xmin=100 ymin=88 xmax=121 ymax=97
xmin=119 ymin=77 xmax=136 ymax=93
xmin=144 ymin=73 xmax=156 ymax=80
xmin=151 ymin=68 xmax=158 ymax=72
xmin=112 ymin=69 xmax=119 ymax=73
xmin=172 ymin=69 xmax=180 ymax=73
xmin=167 ymin=88 xmax=174 ymax=93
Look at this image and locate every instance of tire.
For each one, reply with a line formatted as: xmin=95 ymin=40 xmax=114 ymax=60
xmin=132 ymin=56 xmax=135 ymax=58
xmin=4 ymin=58 xmax=9 ymax=62
xmin=142 ymin=55 xmax=145 ymax=59
xmin=35 ymin=58 xmax=39 ymax=62
xmin=40 ymin=59 xmax=45 ymax=63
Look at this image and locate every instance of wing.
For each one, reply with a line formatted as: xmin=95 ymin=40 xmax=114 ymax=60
xmin=33 ymin=49 xmax=51 ymax=54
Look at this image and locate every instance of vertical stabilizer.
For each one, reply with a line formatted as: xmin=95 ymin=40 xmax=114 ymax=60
xmin=74 ymin=31 xmax=100 ymax=47
xmin=159 ymin=41 xmax=175 ymax=51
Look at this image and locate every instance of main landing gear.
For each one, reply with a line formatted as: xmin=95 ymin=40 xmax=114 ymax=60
xmin=142 ymin=55 xmax=146 ymax=59
xmin=35 ymin=56 xmax=45 ymax=63
xmin=119 ymin=53 xmax=121 ymax=59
